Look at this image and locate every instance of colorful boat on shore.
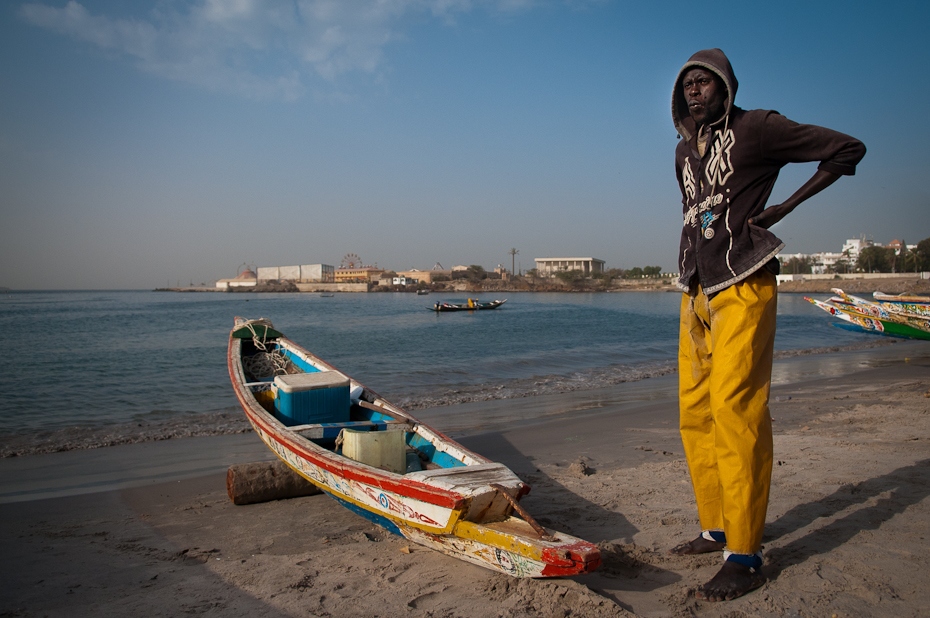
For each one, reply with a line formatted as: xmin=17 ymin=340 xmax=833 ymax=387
xmin=872 ymin=291 xmax=930 ymax=319
xmin=832 ymin=289 xmax=930 ymax=333
xmin=227 ymin=317 xmax=600 ymax=577
xmin=805 ymin=291 xmax=930 ymax=341
xmin=430 ymin=299 xmax=507 ymax=312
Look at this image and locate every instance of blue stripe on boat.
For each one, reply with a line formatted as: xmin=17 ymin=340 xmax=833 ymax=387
xmin=831 ymin=322 xmax=897 ymax=337
xmin=315 ymin=421 xmax=389 ymax=439
xmin=277 ymin=347 xmax=320 ymax=373
xmin=327 ymin=493 xmax=403 ymax=537
xmin=407 ymin=434 xmax=465 ymax=468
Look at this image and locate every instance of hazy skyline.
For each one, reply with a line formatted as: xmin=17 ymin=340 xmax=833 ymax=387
xmin=2 ymin=1 xmax=927 ymax=289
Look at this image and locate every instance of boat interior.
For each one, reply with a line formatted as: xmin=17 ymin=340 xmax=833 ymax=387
xmin=238 ymin=336 xmax=463 ymax=475
xmin=234 ymin=323 xmax=531 ymax=525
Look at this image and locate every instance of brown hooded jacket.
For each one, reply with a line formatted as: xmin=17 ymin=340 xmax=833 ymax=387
xmin=672 ymin=48 xmax=866 ymax=294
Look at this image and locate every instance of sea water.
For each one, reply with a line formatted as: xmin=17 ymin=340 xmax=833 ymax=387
xmin=0 ymin=290 xmax=878 ymax=440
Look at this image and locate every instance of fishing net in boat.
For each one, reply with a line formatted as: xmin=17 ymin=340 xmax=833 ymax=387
xmin=241 ymin=318 xmax=292 ymax=380
xmin=243 ymin=351 xmax=290 ymax=380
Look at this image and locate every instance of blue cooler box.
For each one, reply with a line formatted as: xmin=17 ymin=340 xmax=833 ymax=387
xmin=273 ymin=371 xmax=350 ymax=426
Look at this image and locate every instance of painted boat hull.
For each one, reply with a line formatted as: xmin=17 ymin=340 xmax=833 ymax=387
xmin=228 ymin=318 xmax=600 ymax=577
xmin=830 ymin=289 xmax=930 ymax=334
xmin=871 ymin=291 xmax=930 ymax=319
xmin=805 ymin=297 xmax=930 ymax=340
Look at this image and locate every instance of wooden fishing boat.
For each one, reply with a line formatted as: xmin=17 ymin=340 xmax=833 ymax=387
xmin=228 ymin=317 xmax=600 ymax=577
xmin=872 ymin=291 xmax=930 ymax=319
xmin=805 ymin=297 xmax=930 ymax=340
xmin=831 ymin=289 xmax=930 ymax=333
xmin=430 ymin=299 xmax=507 ymax=312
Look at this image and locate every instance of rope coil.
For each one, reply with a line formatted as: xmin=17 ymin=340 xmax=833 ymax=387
xmin=242 ymin=319 xmax=290 ymax=380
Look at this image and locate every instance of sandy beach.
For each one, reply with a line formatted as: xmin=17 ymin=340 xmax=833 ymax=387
xmin=2 ymin=341 xmax=929 ymax=617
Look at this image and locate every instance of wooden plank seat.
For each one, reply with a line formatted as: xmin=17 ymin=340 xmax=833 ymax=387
xmin=404 ymin=462 xmax=522 ymax=489
xmin=291 ymin=419 xmax=409 ymax=440
xmin=244 ymin=380 xmax=274 ymax=388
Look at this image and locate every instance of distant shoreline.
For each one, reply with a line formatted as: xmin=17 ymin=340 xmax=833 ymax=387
xmin=154 ymin=275 xmax=930 ymax=296
xmin=775 ymin=276 xmax=930 ymax=295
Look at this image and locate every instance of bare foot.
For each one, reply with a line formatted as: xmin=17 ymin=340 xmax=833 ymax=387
xmin=668 ymin=535 xmax=726 ymax=555
xmin=695 ymin=561 xmax=766 ymax=601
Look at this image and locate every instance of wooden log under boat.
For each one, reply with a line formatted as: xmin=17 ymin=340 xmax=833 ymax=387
xmin=226 ymin=460 xmax=323 ymax=505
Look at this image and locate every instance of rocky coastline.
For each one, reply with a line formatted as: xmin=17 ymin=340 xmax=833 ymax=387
xmin=775 ymin=276 xmax=930 ymax=295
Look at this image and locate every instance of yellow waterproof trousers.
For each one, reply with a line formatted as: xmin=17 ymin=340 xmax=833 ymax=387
xmin=678 ymin=269 xmax=777 ymax=555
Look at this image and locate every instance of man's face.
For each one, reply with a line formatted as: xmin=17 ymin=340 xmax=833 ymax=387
xmin=682 ymin=68 xmax=726 ymax=126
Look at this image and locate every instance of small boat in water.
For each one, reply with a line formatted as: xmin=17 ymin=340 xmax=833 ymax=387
xmin=431 ymin=299 xmax=507 ymax=312
xmin=227 ymin=317 xmax=600 ymax=577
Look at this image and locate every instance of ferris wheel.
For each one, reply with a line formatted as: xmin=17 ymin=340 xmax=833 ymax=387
xmin=341 ymin=253 xmax=362 ymax=269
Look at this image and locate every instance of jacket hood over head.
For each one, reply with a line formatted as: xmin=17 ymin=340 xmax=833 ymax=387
xmin=672 ymin=48 xmax=738 ymax=141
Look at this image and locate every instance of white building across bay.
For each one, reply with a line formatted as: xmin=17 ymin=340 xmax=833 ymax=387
xmin=217 ymin=263 xmax=334 ymax=289
xmin=779 ymin=237 xmax=917 ymax=275
xmin=534 ymin=257 xmax=605 ymax=277
xmin=257 ymin=264 xmax=335 ymax=282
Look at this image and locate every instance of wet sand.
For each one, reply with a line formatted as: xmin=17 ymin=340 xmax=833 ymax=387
xmin=1 ymin=341 xmax=929 ymax=617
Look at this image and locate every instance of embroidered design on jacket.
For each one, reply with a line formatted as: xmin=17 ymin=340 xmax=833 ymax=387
xmin=701 ymin=211 xmax=720 ymax=239
xmin=682 ymin=157 xmax=696 ymax=200
xmin=706 ymin=129 xmax=735 ymax=187
xmin=683 ymin=192 xmax=723 ymax=228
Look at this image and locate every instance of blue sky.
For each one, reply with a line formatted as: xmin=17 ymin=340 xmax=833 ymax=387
xmin=1 ymin=0 xmax=927 ymax=289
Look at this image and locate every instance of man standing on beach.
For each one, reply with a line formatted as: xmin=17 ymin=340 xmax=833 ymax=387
xmin=669 ymin=49 xmax=865 ymax=601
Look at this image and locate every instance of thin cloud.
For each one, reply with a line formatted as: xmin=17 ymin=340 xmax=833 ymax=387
xmin=18 ymin=0 xmax=567 ymax=100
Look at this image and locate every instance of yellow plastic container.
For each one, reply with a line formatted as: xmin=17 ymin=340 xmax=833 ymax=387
xmin=342 ymin=429 xmax=406 ymax=474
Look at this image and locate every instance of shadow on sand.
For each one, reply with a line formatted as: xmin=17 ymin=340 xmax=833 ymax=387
xmin=459 ymin=432 xmax=681 ymax=607
xmin=764 ymin=458 xmax=930 ymax=576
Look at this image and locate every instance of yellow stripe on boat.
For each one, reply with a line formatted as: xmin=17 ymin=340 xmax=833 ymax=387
xmin=452 ymin=519 xmax=548 ymax=561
